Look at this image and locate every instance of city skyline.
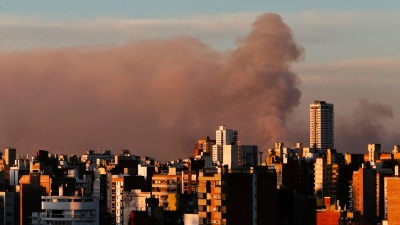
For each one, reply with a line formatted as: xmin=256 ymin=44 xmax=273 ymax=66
xmin=0 ymin=2 xmax=399 ymax=159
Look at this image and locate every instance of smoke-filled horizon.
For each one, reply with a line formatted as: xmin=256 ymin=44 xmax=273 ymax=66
xmin=1 ymin=13 xmax=396 ymax=161
xmin=335 ymin=99 xmax=399 ymax=153
xmin=0 ymin=13 xmax=303 ymax=160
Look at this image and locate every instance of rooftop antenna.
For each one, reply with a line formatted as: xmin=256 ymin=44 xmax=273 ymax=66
xmin=259 ymin=151 xmax=263 ymax=166
xmin=97 ymin=130 xmax=100 ymax=154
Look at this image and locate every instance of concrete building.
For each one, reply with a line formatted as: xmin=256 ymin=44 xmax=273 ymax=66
xmin=181 ymin=167 xmax=197 ymax=195
xmin=9 ymin=163 xmax=30 ymax=188
xmin=19 ymin=173 xmax=51 ymax=225
xmin=277 ymin=189 xmax=315 ymax=225
xmin=352 ymin=164 xmax=376 ymax=224
xmin=239 ymin=145 xmax=258 ymax=167
xmin=107 ymin=174 xmax=125 ymax=225
xmin=107 ymin=174 xmax=146 ymax=225
xmin=4 ymin=148 xmax=16 ymax=167
xmin=198 ymin=167 xmax=277 ymax=225
xmin=35 ymin=196 xmax=99 ymax=225
xmin=279 ymin=158 xmax=315 ymax=197
xmin=123 ymin=189 xmax=151 ymax=225
xmin=314 ymin=150 xmax=340 ymax=207
xmin=184 ymin=214 xmax=199 ymax=225
xmin=336 ymin=159 xmax=363 ymax=210
xmin=376 ymin=169 xmax=393 ymax=221
xmin=310 ymin=101 xmax=334 ymax=152
xmin=368 ymin=143 xmax=381 ymax=165
xmin=212 ymin=125 xmax=238 ymax=164
xmin=384 ymin=177 xmax=400 ymax=224
xmin=316 ymin=197 xmax=340 ymax=225
xmin=137 ymin=164 xmax=155 ymax=192
xmin=151 ymin=172 xmax=181 ymax=210
xmin=314 ymin=157 xmax=324 ymax=206
xmin=81 ymin=150 xmax=115 ymax=165
xmin=197 ymin=172 xmax=223 ymax=225
xmin=392 ymin=145 xmax=400 ymax=154
xmin=0 ymin=191 xmax=19 ymax=225
xmin=194 ymin=136 xmax=216 ymax=158
xmin=222 ymin=145 xmax=239 ymax=169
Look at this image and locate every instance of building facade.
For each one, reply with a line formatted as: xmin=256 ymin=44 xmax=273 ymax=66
xmin=151 ymin=173 xmax=181 ymax=210
xmin=310 ymin=101 xmax=334 ymax=152
xmin=107 ymin=174 xmax=125 ymax=225
xmin=352 ymin=165 xmax=376 ymax=224
xmin=384 ymin=177 xmax=400 ymax=224
xmin=19 ymin=173 xmax=51 ymax=225
xmin=212 ymin=125 xmax=238 ymax=163
xmin=368 ymin=143 xmax=381 ymax=165
xmin=4 ymin=148 xmax=16 ymax=167
xmin=0 ymin=191 xmax=19 ymax=225
xmin=198 ymin=168 xmax=277 ymax=225
xmin=36 ymin=196 xmax=99 ymax=225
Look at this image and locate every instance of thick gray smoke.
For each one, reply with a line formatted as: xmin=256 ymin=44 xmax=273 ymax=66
xmin=0 ymin=13 xmax=303 ymax=160
xmin=336 ymin=99 xmax=394 ymax=153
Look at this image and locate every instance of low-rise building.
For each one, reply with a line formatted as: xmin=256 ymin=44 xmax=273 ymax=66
xmin=37 ymin=196 xmax=99 ymax=225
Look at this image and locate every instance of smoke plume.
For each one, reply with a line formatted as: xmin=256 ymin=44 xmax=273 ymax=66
xmin=336 ymin=99 xmax=393 ymax=153
xmin=0 ymin=13 xmax=303 ymax=160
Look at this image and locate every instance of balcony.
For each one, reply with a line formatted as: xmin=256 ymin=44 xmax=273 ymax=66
xmin=198 ymin=211 xmax=207 ymax=218
xmin=198 ymin=187 xmax=207 ymax=193
xmin=214 ymin=187 xmax=221 ymax=193
xmin=214 ymin=212 xmax=222 ymax=219
xmin=198 ymin=199 xmax=207 ymax=206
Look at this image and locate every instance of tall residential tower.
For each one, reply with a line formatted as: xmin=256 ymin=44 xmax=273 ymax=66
xmin=310 ymin=101 xmax=334 ymax=152
xmin=212 ymin=125 xmax=238 ymax=164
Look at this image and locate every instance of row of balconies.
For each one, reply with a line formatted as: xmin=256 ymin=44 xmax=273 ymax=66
xmin=152 ymin=183 xmax=177 ymax=188
xmin=198 ymin=186 xmax=222 ymax=194
xmin=41 ymin=212 xmax=96 ymax=221
xmin=198 ymin=211 xmax=223 ymax=219
xmin=152 ymin=187 xmax=177 ymax=193
xmin=198 ymin=199 xmax=222 ymax=206
xmin=152 ymin=179 xmax=178 ymax=185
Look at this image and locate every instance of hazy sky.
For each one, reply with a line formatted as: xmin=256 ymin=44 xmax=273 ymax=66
xmin=0 ymin=1 xmax=400 ymax=159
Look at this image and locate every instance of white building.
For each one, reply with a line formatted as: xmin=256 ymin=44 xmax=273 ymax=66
xmin=212 ymin=125 xmax=238 ymax=164
xmin=184 ymin=214 xmax=199 ymax=225
xmin=223 ymin=145 xmax=239 ymax=169
xmin=122 ymin=189 xmax=150 ymax=225
xmin=38 ymin=196 xmax=99 ymax=225
xmin=310 ymin=101 xmax=334 ymax=152
xmin=10 ymin=165 xmax=29 ymax=187
xmin=80 ymin=150 xmax=114 ymax=165
xmin=368 ymin=143 xmax=381 ymax=165
xmin=314 ymin=157 xmax=324 ymax=199
xmin=107 ymin=174 xmax=126 ymax=225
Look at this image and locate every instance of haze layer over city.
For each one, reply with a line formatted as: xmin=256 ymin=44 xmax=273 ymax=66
xmin=0 ymin=1 xmax=400 ymax=159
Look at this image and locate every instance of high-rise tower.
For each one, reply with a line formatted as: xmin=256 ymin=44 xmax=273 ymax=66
xmin=310 ymin=101 xmax=334 ymax=152
xmin=212 ymin=125 xmax=238 ymax=164
xmin=4 ymin=148 xmax=16 ymax=166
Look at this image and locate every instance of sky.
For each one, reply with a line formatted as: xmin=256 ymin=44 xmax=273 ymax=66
xmin=0 ymin=1 xmax=400 ymax=159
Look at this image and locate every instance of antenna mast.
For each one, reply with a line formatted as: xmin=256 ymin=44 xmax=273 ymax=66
xmin=97 ymin=131 xmax=100 ymax=154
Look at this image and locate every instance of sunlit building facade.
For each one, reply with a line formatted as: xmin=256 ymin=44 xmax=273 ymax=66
xmin=36 ymin=196 xmax=99 ymax=225
xmin=198 ymin=168 xmax=277 ymax=225
xmin=151 ymin=173 xmax=181 ymax=210
xmin=212 ymin=125 xmax=238 ymax=163
xmin=310 ymin=101 xmax=334 ymax=152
